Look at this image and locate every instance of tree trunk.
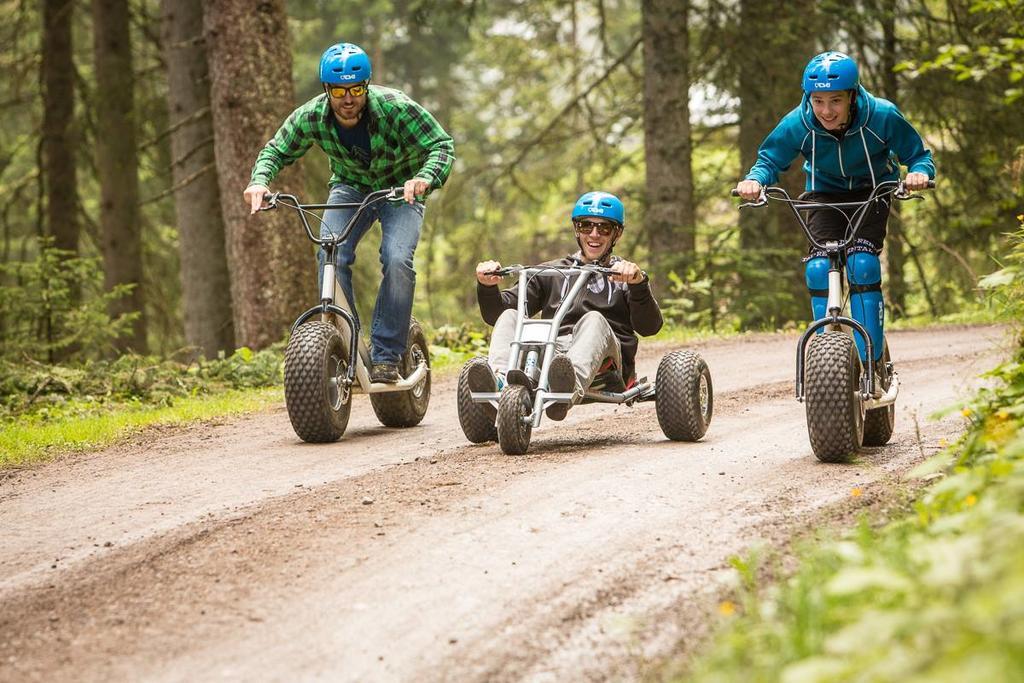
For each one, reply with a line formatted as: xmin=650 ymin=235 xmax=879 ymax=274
xmin=642 ymin=0 xmax=695 ymax=273
xmin=203 ymin=0 xmax=308 ymax=349
xmin=92 ymin=0 xmax=147 ymax=352
xmin=736 ymin=0 xmax=816 ymax=328
xmin=161 ymin=0 xmax=235 ymax=358
xmin=42 ymin=0 xmax=79 ymax=256
xmin=879 ymin=0 xmax=908 ymax=318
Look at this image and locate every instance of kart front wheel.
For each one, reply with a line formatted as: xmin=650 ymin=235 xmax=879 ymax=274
xmin=496 ymin=385 xmax=532 ymax=455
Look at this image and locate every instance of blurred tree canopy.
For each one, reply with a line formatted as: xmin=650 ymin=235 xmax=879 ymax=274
xmin=0 ymin=0 xmax=1021 ymax=362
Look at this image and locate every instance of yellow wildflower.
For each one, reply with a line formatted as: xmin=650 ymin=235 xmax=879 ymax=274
xmin=851 ymin=487 xmax=863 ymax=498
xmin=997 ymin=409 xmax=1011 ymax=420
xmin=961 ymin=407 xmax=973 ymax=418
xmin=719 ymin=601 xmax=736 ymax=616
xmin=965 ymin=494 xmax=977 ymax=507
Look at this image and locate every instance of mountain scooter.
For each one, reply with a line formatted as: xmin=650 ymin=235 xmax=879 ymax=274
xmin=732 ymin=178 xmax=933 ymax=461
xmin=261 ymin=189 xmax=430 ymax=442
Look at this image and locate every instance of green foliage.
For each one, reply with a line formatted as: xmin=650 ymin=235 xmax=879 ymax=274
xmin=0 ymin=344 xmax=285 ymax=425
xmin=429 ymin=322 xmax=489 ymax=355
xmin=978 ymin=216 xmax=1024 ymax=337
xmin=901 ymin=1 xmax=1024 ymax=103
xmin=425 ymin=321 xmax=490 ymax=372
xmin=0 ymin=243 xmax=137 ymax=362
xmin=682 ymin=223 xmax=1024 ymax=682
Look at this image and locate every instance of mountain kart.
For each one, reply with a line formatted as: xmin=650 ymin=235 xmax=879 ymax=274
xmin=457 ymin=263 xmax=713 ymax=455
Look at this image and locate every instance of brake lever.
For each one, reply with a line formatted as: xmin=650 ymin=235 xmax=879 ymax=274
xmin=893 ymin=183 xmax=923 ymax=201
xmin=258 ymin=192 xmax=280 ymax=211
xmin=738 ymin=194 xmax=768 ymax=210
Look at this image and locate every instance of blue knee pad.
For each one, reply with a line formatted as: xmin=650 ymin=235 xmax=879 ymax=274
xmin=804 ymin=258 xmax=829 ymax=323
xmin=847 ymin=252 xmax=884 ymax=361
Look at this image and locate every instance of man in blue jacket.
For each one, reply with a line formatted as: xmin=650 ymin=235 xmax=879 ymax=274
xmin=734 ymin=51 xmax=934 ymax=364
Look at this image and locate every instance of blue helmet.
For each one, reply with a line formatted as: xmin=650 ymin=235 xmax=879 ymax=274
xmin=802 ymin=51 xmax=858 ymax=93
xmin=571 ymin=191 xmax=625 ymax=227
xmin=319 ymin=42 xmax=372 ymax=84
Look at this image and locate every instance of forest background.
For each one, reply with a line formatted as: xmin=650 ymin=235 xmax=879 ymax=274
xmin=1 ymin=0 xmax=1022 ymax=375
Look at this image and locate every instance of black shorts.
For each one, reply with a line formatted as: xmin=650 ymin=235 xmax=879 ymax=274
xmin=800 ymin=189 xmax=890 ymax=260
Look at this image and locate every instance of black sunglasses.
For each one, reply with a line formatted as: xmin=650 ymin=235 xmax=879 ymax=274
xmin=574 ymin=220 xmax=617 ymax=237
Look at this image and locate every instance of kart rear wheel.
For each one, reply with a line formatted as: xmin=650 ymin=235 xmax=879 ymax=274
xmin=804 ymin=332 xmax=864 ymax=463
xmin=496 ymin=385 xmax=532 ymax=455
xmin=655 ymin=350 xmax=713 ymax=441
xmin=284 ymin=321 xmax=352 ymax=443
xmin=370 ymin=317 xmax=431 ymax=428
xmin=457 ymin=357 xmax=498 ymax=443
xmin=863 ymin=338 xmax=895 ymax=447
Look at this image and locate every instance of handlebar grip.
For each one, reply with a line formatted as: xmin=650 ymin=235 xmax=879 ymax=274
xmin=730 ymin=189 xmax=741 ymax=197
xmin=927 ymin=180 xmax=936 ymax=189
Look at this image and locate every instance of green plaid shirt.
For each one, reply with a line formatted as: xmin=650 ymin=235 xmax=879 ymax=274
xmin=250 ymin=86 xmax=455 ymax=194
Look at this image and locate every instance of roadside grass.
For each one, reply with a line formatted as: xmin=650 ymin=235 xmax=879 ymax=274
xmin=888 ymin=303 xmax=1006 ymax=329
xmin=0 ymin=327 xmax=476 ymax=470
xmin=0 ymin=387 xmax=281 ymax=469
xmin=677 ymin=349 xmax=1024 ymax=682
xmin=0 ymin=346 xmax=287 ymax=469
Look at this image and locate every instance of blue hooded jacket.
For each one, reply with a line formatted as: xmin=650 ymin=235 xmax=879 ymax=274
xmin=744 ymin=85 xmax=935 ymax=192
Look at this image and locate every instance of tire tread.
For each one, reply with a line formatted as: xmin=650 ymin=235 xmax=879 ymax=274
xmin=284 ymin=321 xmax=351 ymax=443
xmin=804 ymin=332 xmax=863 ymax=462
xmin=655 ymin=350 xmax=713 ymax=442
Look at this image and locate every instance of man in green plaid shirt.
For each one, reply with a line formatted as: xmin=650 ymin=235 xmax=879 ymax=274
xmin=244 ymin=42 xmax=454 ymax=383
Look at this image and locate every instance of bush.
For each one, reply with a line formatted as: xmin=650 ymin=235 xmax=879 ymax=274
xmin=0 ymin=241 xmax=138 ymax=363
xmin=0 ymin=345 xmax=284 ymax=424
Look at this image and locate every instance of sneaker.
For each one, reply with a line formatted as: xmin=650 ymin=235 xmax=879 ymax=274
xmin=505 ymin=368 xmax=536 ymax=391
xmin=371 ymin=362 xmax=401 ymax=384
xmin=465 ymin=358 xmax=498 ymax=419
xmin=545 ymin=354 xmax=577 ymax=421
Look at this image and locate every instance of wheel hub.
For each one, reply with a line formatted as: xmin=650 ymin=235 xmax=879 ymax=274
xmin=699 ymin=374 xmax=710 ymax=420
xmin=328 ymin=353 xmax=350 ymax=409
xmin=410 ymin=345 xmax=428 ymax=399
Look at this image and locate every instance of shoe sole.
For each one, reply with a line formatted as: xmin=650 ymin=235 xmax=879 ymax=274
xmin=545 ymin=356 xmax=575 ymax=421
xmin=465 ymin=360 xmax=498 ymax=419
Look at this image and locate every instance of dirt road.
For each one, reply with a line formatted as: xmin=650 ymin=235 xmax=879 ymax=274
xmin=0 ymin=325 xmax=1008 ymax=682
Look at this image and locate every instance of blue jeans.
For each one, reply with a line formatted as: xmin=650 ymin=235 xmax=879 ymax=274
xmin=317 ymin=184 xmax=424 ymax=364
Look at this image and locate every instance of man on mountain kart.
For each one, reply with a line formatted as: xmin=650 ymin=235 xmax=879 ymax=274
xmin=243 ymin=42 xmax=454 ymax=383
xmin=734 ymin=51 xmax=934 ymax=366
xmin=469 ymin=191 xmax=663 ymax=421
